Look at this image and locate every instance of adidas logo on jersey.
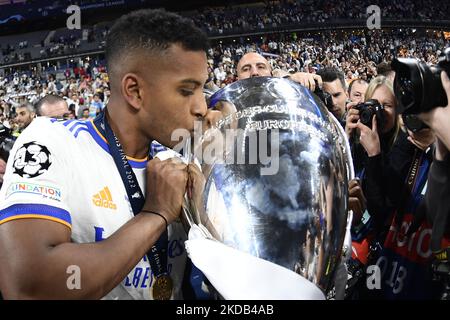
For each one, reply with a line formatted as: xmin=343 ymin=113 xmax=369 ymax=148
xmin=92 ymin=187 xmax=117 ymax=210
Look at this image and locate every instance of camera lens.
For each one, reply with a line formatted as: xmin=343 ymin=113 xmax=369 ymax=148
xmin=359 ymin=109 xmax=372 ymax=126
xmin=397 ymin=77 xmax=415 ymax=109
xmin=392 ymin=51 xmax=450 ymax=115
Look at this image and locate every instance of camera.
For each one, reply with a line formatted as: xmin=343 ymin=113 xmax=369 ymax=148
xmin=314 ymin=84 xmax=333 ymax=112
xmin=0 ymin=123 xmax=16 ymax=162
xmin=353 ymin=99 xmax=385 ymax=131
xmin=392 ymin=47 xmax=450 ymax=115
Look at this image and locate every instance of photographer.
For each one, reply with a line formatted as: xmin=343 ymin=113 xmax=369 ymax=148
xmin=346 ymin=76 xmax=418 ymax=218
xmin=367 ymin=124 xmax=436 ymax=299
xmin=418 ymin=72 xmax=450 ymax=298
xmin=344 ymin=76 xmax=437 ymax=299
xmin=316 ymin=67 xmax=347 ymax=123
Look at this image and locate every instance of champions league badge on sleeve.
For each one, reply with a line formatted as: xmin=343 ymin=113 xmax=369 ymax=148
xmin=12 ymin=142 xmax=52 ymax=178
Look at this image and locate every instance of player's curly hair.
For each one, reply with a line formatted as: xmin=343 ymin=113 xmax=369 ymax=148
xmin=105 ymin=9 xmax=209 ymax=73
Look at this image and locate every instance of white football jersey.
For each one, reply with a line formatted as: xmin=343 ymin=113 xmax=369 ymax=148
xmin=0 ymin=117 xmax=187 ymax=300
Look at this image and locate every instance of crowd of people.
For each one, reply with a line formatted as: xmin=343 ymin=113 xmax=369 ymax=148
xmin=1 ymin=0 xmax=449 ymax=65
xmin=194 ymin=0 xmax=450 ymax=35
xmin=1 ymin=27 xmax=448 ymax=130
xmin=0 ymin=61 xmax=109 ymax=135
xmin=206 ymin=28 xmax=447 ymax=89
xmin=1 ymin=24 xmax=109 ymax=65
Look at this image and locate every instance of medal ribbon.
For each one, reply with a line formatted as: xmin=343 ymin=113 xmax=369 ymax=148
xmin=93 ymin=110 xmax=169 ymax=283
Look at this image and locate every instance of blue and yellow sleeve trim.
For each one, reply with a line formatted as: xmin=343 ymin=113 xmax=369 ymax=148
xmin=0 ymin=204 xmax=72 ymax=229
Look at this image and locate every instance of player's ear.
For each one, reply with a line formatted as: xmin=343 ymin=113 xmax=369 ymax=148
xmin=121 ymin=73 xmax=143 ymax=111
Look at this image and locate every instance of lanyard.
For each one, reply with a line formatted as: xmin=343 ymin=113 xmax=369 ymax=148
xmin=93 ymin=110 xmax=169 ymax=279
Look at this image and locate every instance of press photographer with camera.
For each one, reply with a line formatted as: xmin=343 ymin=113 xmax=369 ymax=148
xmin=363 ymin=49 xmax=450 ymax=300
xmin=416 ymin=72 xmax=450 ymax=299
xmin=344 ymin=74 xmax=438 ymax=299
xmin=316 ymin=67 xmax=348 ymax=124
xmin=345 ymin=76 xmax=413 ymax=222
xmin=345 ymin=47 xmax=450 ymax=299
xmin=391 ymin=47 xmax=450 ymax=298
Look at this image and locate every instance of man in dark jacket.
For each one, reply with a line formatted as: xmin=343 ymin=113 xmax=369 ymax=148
xmin=419 ymin=72 xmax=450 ymax=255
xmin=418 ymin=71 xmax=450 ymax=299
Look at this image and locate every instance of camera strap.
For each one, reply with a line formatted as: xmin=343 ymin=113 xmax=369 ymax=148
xmin=93 ymin=110 xmax=169 ymax=283
xmin=396 ymin=148 xmax=431 ymax=234
xmin=405 ymin=149 xmax=422 ymax=195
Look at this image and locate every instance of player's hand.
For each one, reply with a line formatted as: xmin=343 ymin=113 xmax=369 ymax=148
xmin=288 ymin=72 xmax=323 ymax=92
xmin=187 ymin=162 xmax=206 ymax=211
xmin=143 ymin=157 xmax=188 ymax=224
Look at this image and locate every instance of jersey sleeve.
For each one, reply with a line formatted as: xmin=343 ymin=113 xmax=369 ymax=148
xmin=0 ymin=118 xmax=73 ymax=229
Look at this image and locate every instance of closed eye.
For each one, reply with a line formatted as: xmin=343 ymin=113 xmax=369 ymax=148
xmin=180 ymin=89 xmax=194 ymax=97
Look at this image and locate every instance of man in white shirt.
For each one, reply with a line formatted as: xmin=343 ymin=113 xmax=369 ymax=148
xmin=0 ymin=8 xmax=208 ymax=300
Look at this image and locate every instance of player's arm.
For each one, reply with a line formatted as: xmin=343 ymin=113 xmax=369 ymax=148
xmin=0 ymin=158 xmax=188 ymax=299
xmin=272 ymin=69 xmax=323 ymax=92
xmin=0 ymin=212 xmax=162 ymax=299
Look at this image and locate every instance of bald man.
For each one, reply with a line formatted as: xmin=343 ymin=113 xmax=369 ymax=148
xmin=236 ymin=52 xmax=322 ymax=91
xmin=35 ymin=94 xmax=70 ymax=119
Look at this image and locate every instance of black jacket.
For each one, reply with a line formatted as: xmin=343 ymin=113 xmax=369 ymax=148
xmin=425 ymin=152 xmax=450 ymax=252
xmin=361 ymin=130 xmax=417 ymax=234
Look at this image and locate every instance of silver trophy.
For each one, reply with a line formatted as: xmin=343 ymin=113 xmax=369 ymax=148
xmin=183 ymin=77 xmax=353 ymax=296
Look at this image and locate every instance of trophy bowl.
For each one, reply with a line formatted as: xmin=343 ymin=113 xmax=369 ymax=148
xmin=184 ymin=77 xmax=352 ymax=295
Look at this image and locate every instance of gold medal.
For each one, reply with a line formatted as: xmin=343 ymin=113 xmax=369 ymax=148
xmin=152 ymin=274 xmax=173 ymax=300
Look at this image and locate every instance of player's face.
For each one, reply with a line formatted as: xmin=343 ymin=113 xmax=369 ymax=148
xmin=237 ymin=53 xmax=271 ymax=79
xmin=140 ymin=44 xmax=208 ymax=148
